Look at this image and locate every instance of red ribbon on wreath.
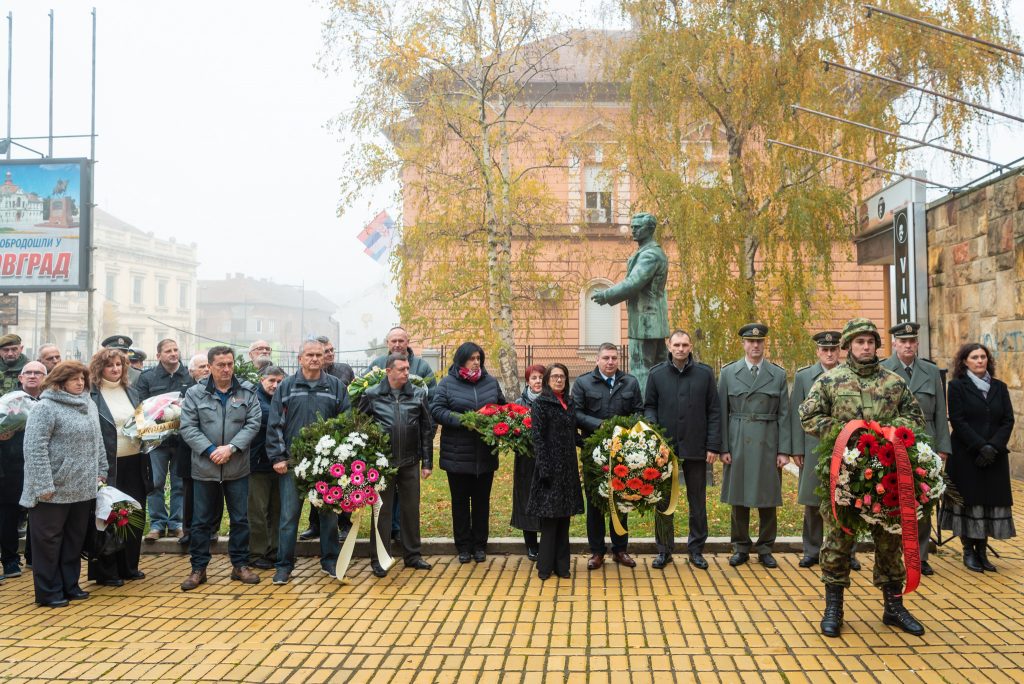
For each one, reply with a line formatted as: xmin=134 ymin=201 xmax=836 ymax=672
xmin=829 ymin=419 xmax=921 ymax=595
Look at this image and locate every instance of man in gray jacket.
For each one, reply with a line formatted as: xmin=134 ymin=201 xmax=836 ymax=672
xmin=881 ymin=321 xmax=951 ymax=576
xmin=178 ymin=346 xmax=262 ymax=591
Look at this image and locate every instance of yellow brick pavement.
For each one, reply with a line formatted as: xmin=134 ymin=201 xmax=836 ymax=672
xmin=1 ymin=498 xmax=1023 ymax=682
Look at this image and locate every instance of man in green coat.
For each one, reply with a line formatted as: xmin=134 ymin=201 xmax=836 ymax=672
xmin=880 ymin=321 xmax=951 ymax=577
xmin=591 ymin=212 xmax=669 ymax=393
xmin=719 ymin=323 xmax=791 ymax=569
xmin=800 ymin=318 xmax=927 ymax=638
xmin=0 ymin=334 xmax=28 ymax=395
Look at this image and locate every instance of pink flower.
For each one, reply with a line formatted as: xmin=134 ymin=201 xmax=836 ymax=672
xmin=919 ymin=494 xmax=929 ymax=504
xmin=871 ymin=503 xmax=882 ymax=513
xmin=365 ymin=489 xmax=378 ymax=505
xmin=329 ymin=463 xmax=345 ymax=478
xmin=328 ymin=486 xmax=343 ymax=500
xmin=366 ymin=469 xmax=380 ymax=483
xmin=315 ymin=481 xmax=329 ymax=494
xmin=323 ymin=494 xmax=336 ymax=505
xmin=854 ymin=498 xmax=863 ymax=509
xmin=863 ymin=494 xmax=872 ymax=506
xmin=351 ymin=460 xmax=366 ymax=473
xmin=351 ymin=472 xmax=365 ymax=486
xmin=914 ymin=467 xmax=927 ymax=477
xmin=340 ymin=500 xmax=353 ymax=512
xmin=350 ymin=490 xmax=365 ymax=506
xmin=875 ymin=483 xmax=885 ymax=495
xmin=919 ymin=482 xmax=931 ymax=493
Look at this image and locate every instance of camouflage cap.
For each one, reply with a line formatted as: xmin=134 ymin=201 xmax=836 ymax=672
xmin=840 ymin=318 xmax=881 ymax=350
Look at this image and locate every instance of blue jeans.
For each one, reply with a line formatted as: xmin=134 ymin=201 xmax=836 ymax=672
xmin=189 ymin=477 xmax=250 ymax=570
xmin=277 ymin=471 xmax=339 ymax=572
xmin=147 ymin=446 xmax=183 ymax=532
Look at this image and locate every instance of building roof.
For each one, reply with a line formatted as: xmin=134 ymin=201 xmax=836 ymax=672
xmin=198 ymin=274 xmax=338 ymax=313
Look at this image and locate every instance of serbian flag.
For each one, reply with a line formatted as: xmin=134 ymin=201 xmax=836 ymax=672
xmin=356 ymin=211 xmax=395 ymax=264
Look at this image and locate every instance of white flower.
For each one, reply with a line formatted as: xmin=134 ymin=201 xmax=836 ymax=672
xmin=842 ymin=447 xmax=859 ymax=466
xmin=306 ymin=489 xmax=318 ymax=504
xmin=616 ymin=502 xmax=634 ymax=513
xmin=377 ymin=477 xmax=386 ymax=490
xmin=597 ymin=482 xmax=610 ymax=499
xmin=646 ymin=491 xmax=663 ymax=504
xmin=339 ymin=475 xmax=350 ymax=487
xmin=376 ymin=456 xmax=389 ymax=468
xmin=591 ymin=448 xmax=607 ymax=465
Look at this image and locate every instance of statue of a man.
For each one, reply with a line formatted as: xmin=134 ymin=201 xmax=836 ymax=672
xmin=591 ymin=212 xmax=670 ymax=392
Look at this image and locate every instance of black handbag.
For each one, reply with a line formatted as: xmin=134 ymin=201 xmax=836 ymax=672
xmin=93 ymin=525 xmax=126 ymax=557
xmin=141 ymin=452 xmax=157 ymax=494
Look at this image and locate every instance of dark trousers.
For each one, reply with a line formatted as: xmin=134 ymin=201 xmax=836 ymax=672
xmin=586 ymin=498 xmax=628 ymax=555
xmin=248 ymin=471 xmax=280 ymax=563
xmin=523 ymin=530 xmax=538 ymax=550
xmin=307 ymin=505 xmax=352 ymax=535
xmin=182 ymin=474 xmax=194 ymax=534
xmin=89 ymin=453 xmax=148 ymax=581
xmin=28 ymin=500 xmax=91 ymax=604
xmin=190 ymin=478 xmax=250 ymax=570
xmin=0 ymin=503 xmax=20 ymax=567
xmin=731 ymin=505 xmax=777 ymax=554
xmin=446 ymin=471 xmax=494 ymax=553
xmin=538 ymin=516 xmax=570 ymax=576
xmin=369 ymin=464 xmax=422 ymax=563
xmin=655 ymin=459 xmax=708 ymax=554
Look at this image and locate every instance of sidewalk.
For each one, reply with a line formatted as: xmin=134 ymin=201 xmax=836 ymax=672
xmin=0 ymin=487 xmax=1022 ymax=682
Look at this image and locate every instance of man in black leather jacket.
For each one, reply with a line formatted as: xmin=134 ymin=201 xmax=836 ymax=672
xmin=358 ymin=353 xmax=433 ymax=576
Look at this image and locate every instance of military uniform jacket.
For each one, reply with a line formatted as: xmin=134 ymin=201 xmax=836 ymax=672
xmin=790 ymin=362 xmax=826 ymax=506
xmin=880 ymin=354 xmax=952 ymax=454
xmin=719 ymin=358 xmax=791 ymax=508
xmin=598 ymin=241 xmax=670 ymax=340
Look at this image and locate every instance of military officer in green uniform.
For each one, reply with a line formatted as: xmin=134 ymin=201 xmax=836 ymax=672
xmin=880 ymin=321 xmax=951 ymax=577
xmin=0 ymin=334 xmax=28 ymax=395
xmin=790 ymin=330 xmax=860 ymax=569
xmin=591 ymin=212 xmax=669 ymax=393
xmin=719 ymin=323 xmax=791 ymax=569
xmin=800 ymin=318 xmax=927 ymax=638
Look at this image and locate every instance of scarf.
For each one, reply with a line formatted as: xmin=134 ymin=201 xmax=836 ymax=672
xmin=846 ymin=354 xmax=880 ymax=378
xmin=458 ymin=366 xmax=482 ymax=383
xmin=554 ymin=390 xmax=567 ymax=410
xmin=525 ymin=387 xmax=541 ymax=403
xmin=968 ymin=371 xmax=992 ymax=399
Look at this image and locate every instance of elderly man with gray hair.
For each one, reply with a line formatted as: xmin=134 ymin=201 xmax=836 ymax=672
xmin=248 ymin=341 xmax=273 ymax=370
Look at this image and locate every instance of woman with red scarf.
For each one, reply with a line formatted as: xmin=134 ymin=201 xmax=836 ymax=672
xmin=430 ymin=342 xmax=506 ymax=563
xmin=527 ymin=363 xmax=584 ymax=579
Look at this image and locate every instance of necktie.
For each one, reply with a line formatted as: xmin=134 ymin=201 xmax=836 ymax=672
xmin=906 ymin=365 xmax=913 ymax=379
xmin=605 ymin=377 xmax=614 ymax=389
xmin=751 ymin=365 xmax=758 ymax=379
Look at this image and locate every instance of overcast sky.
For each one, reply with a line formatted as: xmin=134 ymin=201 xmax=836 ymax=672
xmin=0 ymin=0 xmax=1021 ymax=348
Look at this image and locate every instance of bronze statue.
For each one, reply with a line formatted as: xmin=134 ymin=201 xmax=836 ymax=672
xmin=591 ymin=212 xmax=670 ymax=392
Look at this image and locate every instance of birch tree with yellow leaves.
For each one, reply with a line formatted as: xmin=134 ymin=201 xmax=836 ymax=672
xmin=614 ymin=0 xmax=1020 ymax=367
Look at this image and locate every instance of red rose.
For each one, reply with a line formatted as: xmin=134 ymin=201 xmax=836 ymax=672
xmin=625 ymin=477 xmax=644 ymax=490
xmin=493 ymin=422 xmax=510 ymax=436
xmin=611 ymin=478 xmax=625 ymax=491
xmin=641 ymin=467 xmax=661 ymax=481
xmin=894 ymin=426 xmax=916 ymax=448
xmin=613 ymin=464 xmax=629 ymax=478
xmin=602 ymin=465 xmax=610 ymax=472
xmin=479 ymin=404 xmax=500 ymax=417
xmin=914 ymin=467 xmax=927 ymax=477
xmin=106 ymin=512 xmax=117 ymax=523
xmin=116 ymin=517 xmax=130 ymax=527
xmin=639 ymin=483 xmax=655 ymax=496
xmin=864 ymin=468 xmax=873 ymax=480
xmin=523 ymin=416 xmax=532 ymax=429
xmin=117 ymin=508 xmax=129 ymax=517
xmin=877 ymin=443 xmax=895 ymax=467
xmin=513 ymin=428 xmax=521 ymax=436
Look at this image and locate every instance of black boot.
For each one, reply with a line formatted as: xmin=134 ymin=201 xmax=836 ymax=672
xmin=963 ymin=538 xmax=984 ymax=572
xmin=881 ymin=583 xmax=925 ymax=636
xmin=820 ymin=585 xmax=844 ymax=638
xmin=976 ymin=538 xmax=997 ymax=572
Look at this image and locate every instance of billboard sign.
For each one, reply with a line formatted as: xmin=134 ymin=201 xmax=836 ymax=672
xmin=0 ymin=158 xmax=91 ymax=292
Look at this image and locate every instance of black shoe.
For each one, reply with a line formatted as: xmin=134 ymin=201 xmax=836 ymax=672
xmin=177 ymin=534 xmax=190 ymax=547
xmin=473 ymin=550 xmax=486 ymax=563
xmin=976 ymin=540 xmax=997 ymax=572
xmin=759 ymin=553 xmax=778 ymax=569
xmin=458 ymin=552 xmax=472 ymax=564
xmin=820 ymin=585 xmax=845 ymax=637
xmin=252 ymin=558 xmax=275 ymax=571
xmin=65 ymin=588 xmax=90 ymax=601
xmin=920 ymin=560 xmax=935 ymax=576
xmin=338 ymin=529 xmax=349 ymax=543
xmin=964 ymin=544 xmax=984 ymax=573
xmin=688 ymin=553 xmax=708 ymax=570
xmin=557 ymin=571 xmax=571 ymax=579
xmin=126 ymin=570 xmax=146 ymax=580
xmin=881 ymin=583 xmax=925 ymax=636
xmin=538 ymin=572 xmax=551 ymax=580
xmin=850 ymin=557 xmax=862 ymax=571
xmin=799 ymin=556 xmax=818 ymax=568
xmin=651 ymin=553 xmax=672 ymax=570
xmin=390 ymin=530 xmax=401 ymax=544
xmin=3 ymin=563 xmax=22 ymax=578
xmin=298 ymin=528 xmax=319 ymax=541
xmin=729 ymin=552 xmax=749 ymax=567
xmin=370 ymin=560 xmax=387 ymax=578
xmin=405 ymin=558 xmax=431 ymax=570
xmin=40 ymin=598 xmax=69 ymax=608
xmin=96 ymin=579 xmax=124 ymax=587
xmin=526 ymin=547 xmax=539 ymax=562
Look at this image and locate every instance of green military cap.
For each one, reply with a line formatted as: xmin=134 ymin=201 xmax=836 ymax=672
xmin=0 ymin=333 xmax=21 ymax=349
xmin=738 ymin=323 xmax=768 ymax=340
xmin=101 ymin=334 xmax=133 ymax=351
xmin=840 ymin=318 xmax=881 ymax=350
xmin=128 ymin=347 xmax=147 ymax=362
xmin=889 ymin=321 xmax=920 ymax=339
xmin=812 ymin=330 xmax=842 ymax=347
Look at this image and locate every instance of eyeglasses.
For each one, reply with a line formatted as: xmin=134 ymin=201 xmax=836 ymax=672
xmin=253 ymin=346 xmax=272 ymax=352
xmin=324 ymin=348 xmax=335 ymax=353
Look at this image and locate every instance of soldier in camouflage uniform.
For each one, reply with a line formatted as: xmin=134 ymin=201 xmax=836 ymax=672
xmin=799 ymin=318 xmax=927 ymax=638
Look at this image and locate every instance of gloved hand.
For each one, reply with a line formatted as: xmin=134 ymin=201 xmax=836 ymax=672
xmin=975 ymin=444 xmax=999 ymax=468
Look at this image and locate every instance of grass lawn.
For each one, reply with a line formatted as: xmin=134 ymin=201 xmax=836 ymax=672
xmin=171 ymin=455 xmax=802 ymax=539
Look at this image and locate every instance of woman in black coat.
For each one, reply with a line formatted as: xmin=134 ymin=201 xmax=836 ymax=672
xmin=87 ymin=348 xmax=147 ymax=585
xmin=940 ymin=343 xmax=1015 ymax=572
xmin=527 ymin=363 xmax=584 ymax=580
xmin=430 ymin=342 xmax=506 ymax=563
xmin=511 ymin=364 xmax=545 ymax=561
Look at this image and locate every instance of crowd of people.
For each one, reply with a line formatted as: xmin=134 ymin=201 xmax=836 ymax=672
xmin=0 ymin=318 xmax=1015 ymax=639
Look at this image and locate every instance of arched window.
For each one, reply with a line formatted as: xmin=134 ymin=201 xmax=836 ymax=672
xmin=581 ymin=280 xmax=620 ymax=346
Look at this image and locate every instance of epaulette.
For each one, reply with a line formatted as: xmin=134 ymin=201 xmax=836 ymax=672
xmin=721 ymin=359 xmax=741 ymax=369
xmin=918 ymin=357 xmax=938 ymax=367
xmin=768 ymin=361 xmax=786 ymax=371
xmin=796 ymin=364 xmax=811 ymax=373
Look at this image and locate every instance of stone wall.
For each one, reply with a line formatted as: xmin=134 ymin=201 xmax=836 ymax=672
xmin=928 ymin=169 xmax=1024 ymax=476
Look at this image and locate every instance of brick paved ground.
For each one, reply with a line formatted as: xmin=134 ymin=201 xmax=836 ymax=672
xmin=1 ymin=486 xmax=1023 ymax=682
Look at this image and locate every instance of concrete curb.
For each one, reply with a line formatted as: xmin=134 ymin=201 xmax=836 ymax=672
xmin=140 ymin=535 xmax=880 ymax=556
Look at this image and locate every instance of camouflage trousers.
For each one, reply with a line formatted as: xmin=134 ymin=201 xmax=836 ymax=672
xmin=820 ymin=503 xmax=905 ymax=588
